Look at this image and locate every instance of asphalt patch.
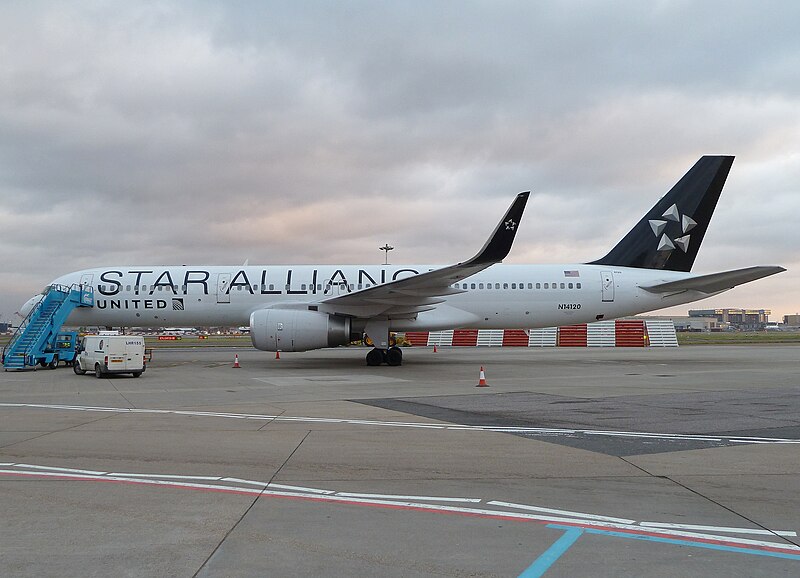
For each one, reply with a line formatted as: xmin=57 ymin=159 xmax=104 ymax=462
xmin=356 ymin=387 xmax=800 ymax=457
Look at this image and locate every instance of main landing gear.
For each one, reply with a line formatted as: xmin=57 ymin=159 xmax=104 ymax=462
xmin=366 ymin=346 xmax=403 ymax=367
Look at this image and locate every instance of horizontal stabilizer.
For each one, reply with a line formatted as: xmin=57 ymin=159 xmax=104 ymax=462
xmin=641 ymin=266 xmax=786 ymax=294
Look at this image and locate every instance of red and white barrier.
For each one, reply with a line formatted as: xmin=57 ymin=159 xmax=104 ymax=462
xmin=401 ymin=319 xmax=677 ymax=348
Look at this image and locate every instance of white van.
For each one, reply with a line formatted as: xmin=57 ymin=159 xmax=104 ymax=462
xmin=73 ymin=334 xmax=146 ymax=378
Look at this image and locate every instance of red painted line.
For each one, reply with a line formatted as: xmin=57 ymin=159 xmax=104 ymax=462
xmin=2 ymin=471 xmax=798 ymax=556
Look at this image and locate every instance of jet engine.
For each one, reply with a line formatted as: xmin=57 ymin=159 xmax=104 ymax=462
xmin=249 ymin=309 xmax=352 ymax=352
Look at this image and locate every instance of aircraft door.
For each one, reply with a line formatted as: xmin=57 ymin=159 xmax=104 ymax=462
xmin=216 ymin=273 xmax=231 ymax=303
xmin=601 ymin=271 xmax=615 ymax=302
xmin=79 ymin=273 xmax=94 ymax=289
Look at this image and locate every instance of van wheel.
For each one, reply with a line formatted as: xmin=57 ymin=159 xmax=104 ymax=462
xmin=48 ymin=355 xmax=59 ymax=369
xmin=95 ymin=364 xmax=104 ymax=378
xmin=132 ymin=372 xmax=141 ymax=378
xmin=73 ymin=362 xmax=86 ymax=375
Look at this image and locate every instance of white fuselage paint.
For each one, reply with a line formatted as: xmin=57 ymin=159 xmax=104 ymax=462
xmin=40 ymin=263 xmax=710 ymax=332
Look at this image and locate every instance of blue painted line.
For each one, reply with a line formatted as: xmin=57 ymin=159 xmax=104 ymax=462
xmin=547 ymin=524 xmax=800 ymax=561
xmin=518 ymin=527 xmax=584 ymax=577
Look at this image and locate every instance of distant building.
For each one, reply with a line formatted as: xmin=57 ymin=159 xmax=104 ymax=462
xmin=689 ymin=308 xmax=771 ymax=331
xmin=637 ymin=315 xmax=725 ymax=332
xmin=783 ymin=314 xmax=800 ymax=327
xmin=0 ymin=322 xmax=10 ymax=333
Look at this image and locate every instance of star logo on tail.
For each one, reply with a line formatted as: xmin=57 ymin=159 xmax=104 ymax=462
xmin=505 ymin=219 xmax=516 ymax=231
xmin=648 ymin=204 xmax=697 ymax=253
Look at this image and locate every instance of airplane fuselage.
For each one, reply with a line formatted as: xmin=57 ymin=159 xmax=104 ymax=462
xmin=48 ymin=264 xmax=707 ymax=332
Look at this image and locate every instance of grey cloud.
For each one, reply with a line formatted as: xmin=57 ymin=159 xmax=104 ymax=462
xmin=1 ymin=1 xmax=798 ymax=321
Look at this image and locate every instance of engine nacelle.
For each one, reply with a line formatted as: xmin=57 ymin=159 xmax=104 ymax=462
xmin=250 ymin=309 xmax=352 ymax=352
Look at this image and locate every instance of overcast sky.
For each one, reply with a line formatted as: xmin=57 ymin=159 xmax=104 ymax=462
xmin=1 ymin=1 xmax=798 ymax=323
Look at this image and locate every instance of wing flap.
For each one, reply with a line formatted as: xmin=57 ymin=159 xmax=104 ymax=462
xmin=640 ymin=266 xmax=785 ymax=294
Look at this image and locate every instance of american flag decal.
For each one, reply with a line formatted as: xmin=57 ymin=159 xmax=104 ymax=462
xmin=564 ymin=270 xmax=580 ymax=277
xmin=172 ymin=298 xmax=185 ymax=310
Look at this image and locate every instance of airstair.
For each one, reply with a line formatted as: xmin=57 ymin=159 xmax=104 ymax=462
xmin=2 ymin=284 xmax=94 ymax=370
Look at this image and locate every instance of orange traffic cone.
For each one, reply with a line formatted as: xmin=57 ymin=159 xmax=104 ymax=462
xmin=275 ymin=350 xmax=281 ymax=360
xmin=433 ymin=345 xmax=438 ymax=353
xmin=233 ymin=354 xmax=241 ymax=368
xmin=477 ymin=366 xmax=488 ymax=387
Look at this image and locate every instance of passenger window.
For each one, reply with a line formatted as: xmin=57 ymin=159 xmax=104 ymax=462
xmin=126 ymin=285 xmax=131 ymax=291
xmin=301 ymin=284 xmax=307 ymax=290
xmin=536 ymin=283 xmax=541 ymax=289
xmin=511 ymin=283 xmax=516 ymax=289
xmin=479 ymin=283 xmax=484 ymax=289
xmin=503 ymin=283 xmax=508 ymax=289
xmin=527 ymin=283 xmax=533 ymax=289
xmin=470 ymin=283 xmax=476 ymax=289
xmin=544 ymin=283 xmax=548 ymax=289
xmin=577 ymin=282 xmax=582 ymax=289
xmin=560 ymin=283 xmax=565 ymax=289
xmin=269 ymin=284 xmax=275 ymax=291
xmin=568 ymin=283 xmax=573 ymax=289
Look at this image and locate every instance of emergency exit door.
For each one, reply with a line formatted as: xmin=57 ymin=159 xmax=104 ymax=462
xmin=216 ymin=273 xmax=231 ymax=303
xmin=601 ymin=271 xmax=615 ymax=302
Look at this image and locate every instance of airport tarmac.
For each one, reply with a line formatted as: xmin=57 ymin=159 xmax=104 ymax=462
xmin=1 ymin=345 xmax=799 ymax=577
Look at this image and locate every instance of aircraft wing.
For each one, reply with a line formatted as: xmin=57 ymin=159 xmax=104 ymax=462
xmin=640 ymin=266 xmax=786 ymax=294
xmin=318 ymin=192 xmax=530 ymax=318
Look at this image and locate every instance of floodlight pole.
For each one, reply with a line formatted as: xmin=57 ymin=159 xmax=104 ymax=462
xmin=379 ymin=244 xmax=394 ymax=265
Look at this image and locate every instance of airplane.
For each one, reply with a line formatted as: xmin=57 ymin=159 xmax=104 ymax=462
xmin=17 ymin=155 xmax=785 ymax=366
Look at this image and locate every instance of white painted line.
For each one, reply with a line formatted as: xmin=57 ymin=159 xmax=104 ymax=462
xmin=106 ymin=473 xmax=223 ymax=481
xmin=488 ymin=501 xmax=636 ymax=524
xmin=3 ymin=403 xmax=799 ymax=444
xmin=0 ymin=463 xmax=16 ymax=466
xmin=13 ymin=463 xmax=108 ymax=476
xmin=639 ymin=522 xmax=798 ymax=537
xmin=220 ymin=477 xmax=268 ymax=487
xmin=1 ymin=466 xmax=798 ymax=552
xmin=267 ymin=483 xmax=336 ymax=495
xmin=335 ymin=492 xmax=482 ymax=503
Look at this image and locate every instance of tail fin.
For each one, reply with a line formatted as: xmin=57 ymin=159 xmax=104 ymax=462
xmin=589 ymin=155 xmax=734 ymax=272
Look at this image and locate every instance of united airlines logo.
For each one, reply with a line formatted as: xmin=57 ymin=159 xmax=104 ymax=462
xmin=649 ymin=204 xmax=696 ymax=253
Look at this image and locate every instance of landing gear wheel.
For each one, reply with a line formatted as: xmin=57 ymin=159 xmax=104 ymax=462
xmin=95 ymin=363 xmax=104 ymax=378
xmin=385 ymin=346 xmax=403 ymax=366
xmin=366 ymin=348 xmax=385 ymax=366
xmin=73 ymin=362 xmax=86 ymax=375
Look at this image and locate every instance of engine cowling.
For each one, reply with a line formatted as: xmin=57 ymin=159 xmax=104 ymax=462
xmin=250 ymin=309 xmax=352 ymax=352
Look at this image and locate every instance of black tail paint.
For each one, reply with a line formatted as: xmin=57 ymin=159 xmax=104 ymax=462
xmin=589 ymin=155 xmax=734 ymax=272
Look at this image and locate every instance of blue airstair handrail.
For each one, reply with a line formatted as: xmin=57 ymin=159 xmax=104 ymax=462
xmin=2 ymin=283 xmax=94 ymax=369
